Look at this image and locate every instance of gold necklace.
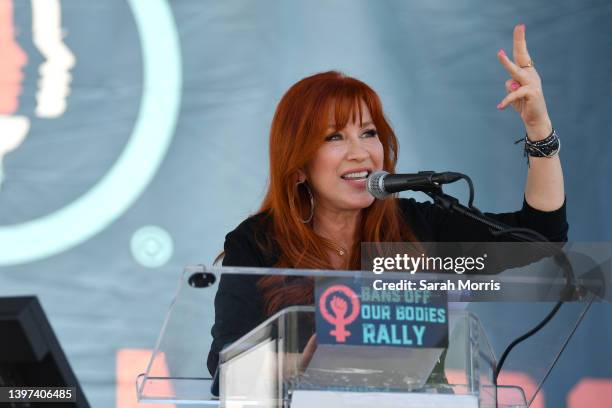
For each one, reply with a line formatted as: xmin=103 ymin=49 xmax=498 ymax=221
xmin=332 ymin=243 xmax=347 ymax=256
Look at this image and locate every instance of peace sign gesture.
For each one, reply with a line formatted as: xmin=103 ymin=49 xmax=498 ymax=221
xmin=497 ymin=24 xmax=552 ymax=141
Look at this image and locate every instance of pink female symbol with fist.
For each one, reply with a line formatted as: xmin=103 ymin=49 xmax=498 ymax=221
xmin=319 ymin=285 xmax=361 ymax=342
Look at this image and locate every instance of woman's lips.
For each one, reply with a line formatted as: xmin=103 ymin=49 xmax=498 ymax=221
xmin=341 ymin=177 xmax=367 ymax=189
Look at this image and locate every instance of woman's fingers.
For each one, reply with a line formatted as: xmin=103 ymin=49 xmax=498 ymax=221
xmin=497 ymin=24 xmax=550 ymax=126
xmin=513 ymin=24 xmax=531 ymax=67
xmin=505 ymin=78 xmax=520 ymax=93
xmin=497 ymin=49 xmax=528 ymax=82
xmin=497 ymin=85 xmax=537 ymax=110
xmin=504 ymin=79 xmax=522 ymax=112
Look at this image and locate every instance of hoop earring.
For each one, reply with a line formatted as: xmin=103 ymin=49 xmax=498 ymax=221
xmin=297 ymin=181 xmax=314 ymax=224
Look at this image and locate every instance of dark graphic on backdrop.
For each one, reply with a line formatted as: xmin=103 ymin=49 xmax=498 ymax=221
xmin=315 ymin=278 xmax=448 ymax=348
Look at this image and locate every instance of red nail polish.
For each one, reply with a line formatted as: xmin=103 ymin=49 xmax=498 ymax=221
xmin=519 ymin=23 xmax=526 ymax=30
xmin=497 ymin=103 xmax=503 ymax=110
xmin=498 ymin=49 xmax=506 ymax=57
xmin=511 ymin=82 xmax=520 ymax=90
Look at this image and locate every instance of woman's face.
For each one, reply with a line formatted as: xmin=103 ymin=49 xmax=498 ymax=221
xmin=305 ymin=103 xmax=384 ymax=214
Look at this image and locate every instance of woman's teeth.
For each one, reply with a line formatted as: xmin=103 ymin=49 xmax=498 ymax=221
xmin=342 ymin=171 xmax=369 ymax=180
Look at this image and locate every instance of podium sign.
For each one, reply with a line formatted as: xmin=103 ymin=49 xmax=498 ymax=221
xmin=315 ymin=277 xmax=449 ymax=348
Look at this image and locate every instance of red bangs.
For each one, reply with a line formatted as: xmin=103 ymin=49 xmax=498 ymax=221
xmin=306 ymin=74 xmax=385 ymax=139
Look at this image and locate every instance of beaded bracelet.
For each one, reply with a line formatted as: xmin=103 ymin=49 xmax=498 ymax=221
xmin=515 ymin=128 xmax=561 ymax=164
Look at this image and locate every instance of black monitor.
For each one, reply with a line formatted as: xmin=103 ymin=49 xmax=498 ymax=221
xmin=0 ymin=296 xmax=90 ymax=407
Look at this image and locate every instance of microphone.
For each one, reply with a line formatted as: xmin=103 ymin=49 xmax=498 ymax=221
xmin=367 ymin=170 xmax=463 ymax=199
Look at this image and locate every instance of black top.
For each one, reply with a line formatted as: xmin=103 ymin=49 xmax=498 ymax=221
xmin=207 ymin=197 xmax=568 ymax=375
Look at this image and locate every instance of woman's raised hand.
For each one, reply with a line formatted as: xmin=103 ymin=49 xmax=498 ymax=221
xmin=496 ymin=24 xmax=553 ymax=140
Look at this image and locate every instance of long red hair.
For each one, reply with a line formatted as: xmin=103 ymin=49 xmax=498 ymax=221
xmin=252 ymin=71 xmax=417 ymax=315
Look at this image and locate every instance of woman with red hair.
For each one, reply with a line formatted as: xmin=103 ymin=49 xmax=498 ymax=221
xmin=207 ymin=25 xmax=567 ymax=376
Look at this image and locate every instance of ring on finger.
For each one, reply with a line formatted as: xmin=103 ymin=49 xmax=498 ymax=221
xmin=520 ymin=59 xmax=534 ymax=68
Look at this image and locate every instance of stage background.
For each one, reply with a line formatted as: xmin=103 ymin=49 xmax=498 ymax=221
xmin=0 ymin=0 xmax=611 ymax=406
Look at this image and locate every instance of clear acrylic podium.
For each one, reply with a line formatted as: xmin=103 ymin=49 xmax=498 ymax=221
xmin=136 ymin=243 xmax=608 ymax=407
xmin=216 ymin=305 xmax=503 ymax=408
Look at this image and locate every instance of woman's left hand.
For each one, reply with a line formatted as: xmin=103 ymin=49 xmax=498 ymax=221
xmin=299 ymin=334 xmax=317 ymax=372
xmin=496 ymin=24 xmax=552 ymax=141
